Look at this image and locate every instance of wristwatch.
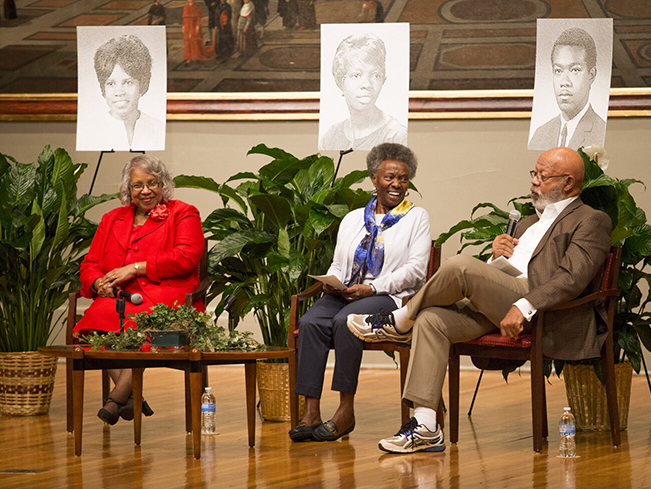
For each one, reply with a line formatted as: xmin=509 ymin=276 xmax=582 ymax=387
xmin=369 ymin=283 xmax=377 ymax=295
xmin=134 ymin=262 xmax=140 ymax=274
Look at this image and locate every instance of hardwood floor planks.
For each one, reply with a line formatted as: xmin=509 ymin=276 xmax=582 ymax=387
xmin=0 ymin=364 xmax=650 ymax=488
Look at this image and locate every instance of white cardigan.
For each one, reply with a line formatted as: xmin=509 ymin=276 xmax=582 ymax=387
xmin=327 ymin=206 xmax=431 ymax=306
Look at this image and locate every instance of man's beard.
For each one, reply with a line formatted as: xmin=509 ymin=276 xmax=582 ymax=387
xmin=531 ymin=181 xmax=566 ymax=213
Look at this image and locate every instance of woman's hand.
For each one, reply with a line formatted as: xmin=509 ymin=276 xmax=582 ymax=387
xmin=95 ymin=264 xmax=139 ymax=297
xmin=323 ymin=283 xmax=343 ymax=296
xmin=342 ymin=284 xmax=374 ymax=302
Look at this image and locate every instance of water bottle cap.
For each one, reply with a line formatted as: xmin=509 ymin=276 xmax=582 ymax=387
xmin=205 ymin=387 xmax=212 ymax=392
xmin=564 ymin=407 xmax=571 ymax=411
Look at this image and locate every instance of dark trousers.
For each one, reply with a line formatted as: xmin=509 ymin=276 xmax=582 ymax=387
xmin=295 ymin=293 xmax=396 ymax=398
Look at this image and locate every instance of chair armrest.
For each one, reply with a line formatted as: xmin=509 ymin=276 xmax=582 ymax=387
xmin=547 ymin=289 xmax=621 ymax=312
xmin=296 ymin=282 xmax=324 ymax=302
xmin=401 ymin=293 xmax=416 ymax=307
xmin=191 ymin=277 xmax=212 ymax=300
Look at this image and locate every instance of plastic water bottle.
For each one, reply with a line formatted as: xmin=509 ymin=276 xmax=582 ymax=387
xmin=201 ymin=387 xmax=216 ymax=434
xmin=559 ymin=407 xmax=576 ymax=457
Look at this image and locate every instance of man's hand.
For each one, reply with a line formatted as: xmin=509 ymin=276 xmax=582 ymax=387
xmin=500 ymin=305 xmax=525 ymax=339
xmin=492 ymin=234 xmax=519 ymax=259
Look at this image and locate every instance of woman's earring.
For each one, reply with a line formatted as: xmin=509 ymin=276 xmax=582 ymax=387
xmin=373 ymin=188 xmax=377 ymax=194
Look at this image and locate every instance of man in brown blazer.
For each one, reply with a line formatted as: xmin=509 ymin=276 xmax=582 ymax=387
xmin=347 ymin=147 xmax=612 ymax=454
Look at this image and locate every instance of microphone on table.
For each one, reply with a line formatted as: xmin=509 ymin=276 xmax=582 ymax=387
xmin=506 ymin=210 xmax=521 ymax=237
xmin=114 ymin=288 xmax=143 ymax=305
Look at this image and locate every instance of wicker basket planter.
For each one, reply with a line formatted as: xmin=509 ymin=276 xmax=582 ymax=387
xmin=0 ymin=351 xmax=58 ymax=416
xmin=256 ymin=361 xmax=305 ymax=422
xmin=563 ymin=362 xmax=632 ymax=431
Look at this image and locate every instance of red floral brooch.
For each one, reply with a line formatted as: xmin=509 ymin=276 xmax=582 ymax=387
xmin=149 ymin=203 xmax=170 ymax=221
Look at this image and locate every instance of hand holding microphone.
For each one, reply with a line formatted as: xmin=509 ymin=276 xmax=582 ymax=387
xmin=492 ymin=210 xmax=521 ymax=259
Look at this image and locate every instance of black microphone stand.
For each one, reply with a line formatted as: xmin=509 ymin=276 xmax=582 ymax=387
xmin=116 ymin=296 xmax=126 ymax=334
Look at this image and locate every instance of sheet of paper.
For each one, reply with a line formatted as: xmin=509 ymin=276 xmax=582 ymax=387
xmin=308 ymin=274 xmax=347 ymax=291
xmin=489 ymin=256 xmax=523 ymax=277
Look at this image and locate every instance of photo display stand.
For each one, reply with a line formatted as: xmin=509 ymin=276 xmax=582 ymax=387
xmin=89 ymin=149 xmax=145 ymax=195
xmin=331 ymin=148 xmax=353 ymax=187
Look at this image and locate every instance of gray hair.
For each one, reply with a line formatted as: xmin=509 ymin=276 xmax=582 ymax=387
xmin=119 ymin=154 xmax=174 ymax=205
xmin=366 ymin=143 xmax=418 ymax=180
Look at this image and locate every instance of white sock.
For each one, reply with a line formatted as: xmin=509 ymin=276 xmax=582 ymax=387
xmin=414 ymin=406 xmax=437 ymax=430
xmin=392 ymin=306 xmax=415 ymax=333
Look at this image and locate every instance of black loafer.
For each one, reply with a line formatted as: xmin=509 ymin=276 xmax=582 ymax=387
xmin=289 ymin=422 xmax=320 ymax=442
xmin=313 ymin=419 xmax=355 ymax=442
xmin=118 ymin=398 xmax=155 ymax=421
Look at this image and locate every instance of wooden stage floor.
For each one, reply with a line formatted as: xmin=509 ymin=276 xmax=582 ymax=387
xmin=1 ymin=364 xmax=650 ymax=488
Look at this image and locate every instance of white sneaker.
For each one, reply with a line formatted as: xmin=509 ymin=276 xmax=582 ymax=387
xmin=378 ymin=418 xmax=445 ymax=454
xmin=346 ymin=309 xmax=412 ymax=344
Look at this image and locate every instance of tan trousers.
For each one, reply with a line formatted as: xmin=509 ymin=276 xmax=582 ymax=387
xmin=403 ymin=254 xmax=529 ymax=410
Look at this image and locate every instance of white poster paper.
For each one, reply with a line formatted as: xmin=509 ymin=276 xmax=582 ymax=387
xmin=76 ymin=26 xmax=167 ymax=152
xmin=528 ymin=18 xmax=613 ymax=151
xmin=319 ymin=23 xmax=410 ymax=152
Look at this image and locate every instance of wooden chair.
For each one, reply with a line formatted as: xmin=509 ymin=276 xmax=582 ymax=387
xmin=288 ymin=242 xmax=441 ymax=427
xmin=448 ymin=246 xmax=622 ymax=452
xmin=65 ymin=239 xmax=210 ymax=434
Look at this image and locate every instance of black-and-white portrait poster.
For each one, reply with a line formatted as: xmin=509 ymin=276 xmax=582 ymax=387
xmin=319 ymin=23 xmax=409 ymax=152
xmin=76 ymin=26 xmax=167 ymax=152
xmin=528 ymin=18 xmax=613 ymax=152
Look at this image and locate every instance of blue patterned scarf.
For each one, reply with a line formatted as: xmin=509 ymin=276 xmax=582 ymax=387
xmin=347 ymin=197 xmax=414 ymax=286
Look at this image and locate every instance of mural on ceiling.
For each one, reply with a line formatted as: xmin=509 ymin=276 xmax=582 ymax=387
xmin=0 ymin=0 xmax=649 ymax=94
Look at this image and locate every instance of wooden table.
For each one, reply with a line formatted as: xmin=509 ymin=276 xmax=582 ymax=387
xmin=38 ymin=345 xmax=296 ymax=459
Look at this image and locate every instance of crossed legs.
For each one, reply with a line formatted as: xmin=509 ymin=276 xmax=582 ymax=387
xmin=402 ymin=254 xmax=529 ymax=410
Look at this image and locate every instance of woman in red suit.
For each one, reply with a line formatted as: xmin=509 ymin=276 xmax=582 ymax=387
xmin=75 ymin=154 xmax=204 ymax=425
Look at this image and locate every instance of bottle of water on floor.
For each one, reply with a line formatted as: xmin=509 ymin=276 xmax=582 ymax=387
xmin=559 ymin=407 xmax=576 ymax=457
xmin=201 ymin=387 xmax=216 ymax=434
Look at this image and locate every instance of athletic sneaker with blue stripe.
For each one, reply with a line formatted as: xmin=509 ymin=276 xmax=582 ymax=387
xmin=378 ymin=417 xmax=446 ymax=454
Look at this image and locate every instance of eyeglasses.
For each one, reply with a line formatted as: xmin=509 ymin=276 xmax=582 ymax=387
xmin=130 ymin=180 xmax=161 ymax=191
xmin=529 ymin=171 xmax=569 ymax=182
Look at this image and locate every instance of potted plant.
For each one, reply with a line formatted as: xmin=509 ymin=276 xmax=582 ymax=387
xmin=80 ymin=303 xmax=260 ymax=353
xmin=434 ymin=146 xmax=651 ymax=430
xmin=174 ymin=144 xmax=373 ymax=420
xmin=0 ymin=146 xmax=117 ymax=415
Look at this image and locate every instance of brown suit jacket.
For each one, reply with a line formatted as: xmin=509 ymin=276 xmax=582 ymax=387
xmin=514 ymin=198 xmax=611 ymax=360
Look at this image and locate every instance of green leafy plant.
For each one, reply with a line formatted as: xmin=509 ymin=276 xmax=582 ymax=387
xmin=174 ymin=144 xmax=373 ymax=348
xmin=435 ymin=147 xmax=651 ymax=382
xmin=80 ymin=303 xmax=260 ymax=352
xmin=0 ymin=146 xmax=117 ymax=352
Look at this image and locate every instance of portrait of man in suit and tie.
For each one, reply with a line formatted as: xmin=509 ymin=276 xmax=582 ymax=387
xmin=528 ymin=21 xmax=612 ymax=152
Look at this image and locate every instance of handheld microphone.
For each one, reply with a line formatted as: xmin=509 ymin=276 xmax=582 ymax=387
xmin=506 ymin=210 xmax=521 ymax=237
xmin=114 ymin=288 xmax=143 ymax=305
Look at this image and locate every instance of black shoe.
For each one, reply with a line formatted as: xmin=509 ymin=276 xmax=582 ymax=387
xmin=288 ymin=422 xmax=320 ymax=442
xmin=97 ymin=398 xmax=121 ymax=425
xmin=313 ymin=419 xmax=355 ymax=441
xmin=118 ymin=397 xmax=155 ymax=421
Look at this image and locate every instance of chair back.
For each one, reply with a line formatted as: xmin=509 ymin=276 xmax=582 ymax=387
xmin=428 ymin=242 xmax=441 ymax=280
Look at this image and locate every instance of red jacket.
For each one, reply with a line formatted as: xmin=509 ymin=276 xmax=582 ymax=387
xmin=75 ymin=200 xmax=204 ymax=334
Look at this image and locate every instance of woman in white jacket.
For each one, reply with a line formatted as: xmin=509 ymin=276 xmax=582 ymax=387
xmin=289 ymin=143 xmax=431 ymax=442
